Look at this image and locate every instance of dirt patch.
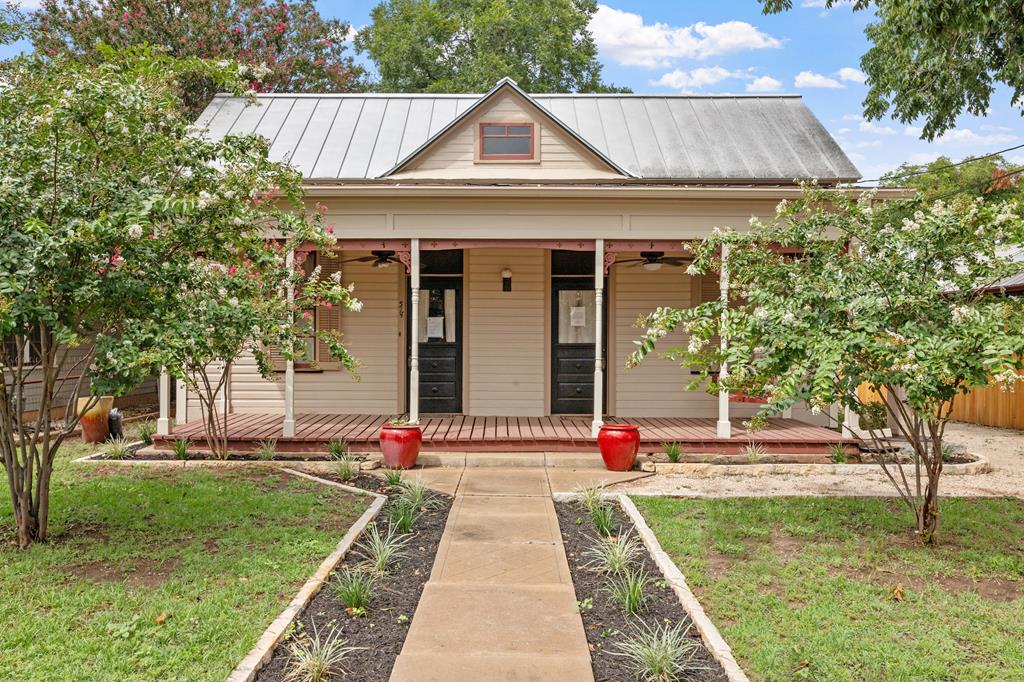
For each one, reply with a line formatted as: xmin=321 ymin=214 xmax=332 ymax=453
xmin=556 ymin=502 xmax=728 ymax=682
xmin=769 ymin=529 xmax=806 ymax=563
xmin=68 ymin=556 xmax=182 ymax=589
xmin=838 ymin=565 xmax=1023 ymax=602
xmin=254 ymin=473 xmax=452 ymax=682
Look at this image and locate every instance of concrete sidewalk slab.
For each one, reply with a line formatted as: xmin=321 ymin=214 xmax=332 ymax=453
xmin=457 ymin=469 xmax=551 ymax=496
xmin=390 ymin=652 xmax=594 ymax=682
xmin=546 ymin=467 xmax=651 ymax=493
xmin=434 ymin=541 xmax=570 ymax=585
xmin=398 ymin=583 xmax=588 ymax=656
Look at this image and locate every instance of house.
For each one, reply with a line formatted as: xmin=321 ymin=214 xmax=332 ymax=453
xmin=157 ymin=78 xmax=887 ymax=454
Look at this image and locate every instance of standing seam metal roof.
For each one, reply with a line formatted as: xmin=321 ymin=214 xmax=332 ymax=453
xmin=196 ymin=90 xmax=861 ymax=182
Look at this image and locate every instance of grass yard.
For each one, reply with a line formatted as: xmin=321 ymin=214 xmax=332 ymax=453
xmin=0 ymin=434 xmax=367 ymax=681
xmin=635 ymin=496 xmax=1024 ymax=682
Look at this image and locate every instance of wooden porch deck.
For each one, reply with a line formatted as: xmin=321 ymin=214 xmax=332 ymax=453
xmin=156 ymin=413 xmax=854 ymax=454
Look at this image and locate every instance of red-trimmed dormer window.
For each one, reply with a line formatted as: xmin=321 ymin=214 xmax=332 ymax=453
xmin=479 ymin=122 xmax=535 ymax=160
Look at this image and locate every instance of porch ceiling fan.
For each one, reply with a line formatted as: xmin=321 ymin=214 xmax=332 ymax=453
xmin=340 ymin=249 xmax=401 ymax=268
xmin=614 ymin=251 xmax=691 ymax=272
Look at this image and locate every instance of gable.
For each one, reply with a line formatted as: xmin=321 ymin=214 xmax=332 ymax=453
xmin=387 ymin=89 xmax=625 ymax=181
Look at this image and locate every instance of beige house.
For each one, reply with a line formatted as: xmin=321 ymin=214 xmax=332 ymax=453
xmin=158 ymin=79 xmax=877 ymax=454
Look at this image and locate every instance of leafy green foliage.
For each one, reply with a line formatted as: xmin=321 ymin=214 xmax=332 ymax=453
xmin=137 ymin=420 xmax=156 ymax=445
xmin=104 ymin=437 xmax=132 ymax=459
xmin=575 ymin=482 xmax=606 ymax=514
xmin=603 ymin=565 xmax=650 ymax=615
xmin=335 ymin=455 xmax=357 ymax=483
xmin=355 ymin=0 xmax=626 ymax=93
xmin=760 ymin=0 xmax=1024 ymax=140
xmin=32 ymin=0 xmax=365 ymax=117
xmin=284 ymin=622 xmax=359 ymax=682
xmin=327 ymin=439 xmax=349 ymax=460
xmin=331 ymin=568 xmax=376 ymax=613
xmin=172 ymin=438 xmax=191 ymax=460
xmin=354 ymin=523 xmax=412 ymax=575
xmin=829 ymin=443 xmax=848 ymax=464
xmin=590 ymin=504 xmax=617 ymax=538
xmin=882 ymin=155 xmax=1022 ymax=204
xmin=582 ymin=531 xmax=644 ymax=575
xmin=630 ymin=184 xmax=1024 ymax=540
xmin=255 ymin=439 xmax=277 ymax=461
xmin=383 ymin=469 xmax=403 ymax=488
xmin=661 ymin=441 xmax=682 ymax=463
xmin=613 ymin=621 xmax=706 ymax=682
xmin=386 ymin=497 xmax=422 ymax=534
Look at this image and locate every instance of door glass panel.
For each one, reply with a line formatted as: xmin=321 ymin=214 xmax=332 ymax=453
xmin=418 ymin=288 xmax=457 ymax=343
xmin=557 ymin=290 xmax=596 ymax=344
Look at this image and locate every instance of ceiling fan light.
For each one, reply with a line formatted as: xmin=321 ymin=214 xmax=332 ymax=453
xmin=374 ymin=259 xmax=392 ymax=269
xmin=642 ymin=261 xmax=663 ymax=272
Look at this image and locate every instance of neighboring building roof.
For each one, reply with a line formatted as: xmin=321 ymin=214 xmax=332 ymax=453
xmin=196 ymin=81 xmax=861 ymax=183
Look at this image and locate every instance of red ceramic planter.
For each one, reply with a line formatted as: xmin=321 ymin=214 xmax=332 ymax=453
xmin=379 ymin=424 xmax=422 ymax=469
xmin=598 ymin=423 xmax=640 ymax=471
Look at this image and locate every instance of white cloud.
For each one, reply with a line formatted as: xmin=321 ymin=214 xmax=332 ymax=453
xmin=590 ymin=5 xmax=783 ymax=68
xmin=847 ymin=152 xmax=866 ymax=162
xmin=837 ymin=67 xmax=867 ymax=83
xmin=934 ymin=128 xmax=1019 ymax=145
xmin=836 ymin=127 xmax=851 ymax=134
xmin=652 ymin=67 xmax=741 ymax=90
xmin=746 ymin=75 xmax=783 ymax=92
xmin=794 ymin=71 xmax=844 ymax=89
xmin=852 ymin=140 xmax=882 ymax=149
xmin=859 ymin=120 xmax=896 ymax=135
xmin=980 ymin=124 xmax=1014 ymax=132
xmin=907 ymin=152 xmax=942 ymax=165
xmin=904 ymin=125 xmax=923 ymax=137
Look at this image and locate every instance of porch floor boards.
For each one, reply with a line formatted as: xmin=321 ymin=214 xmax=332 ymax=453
xmin=158 ymin=413 xmax=854 ymax=454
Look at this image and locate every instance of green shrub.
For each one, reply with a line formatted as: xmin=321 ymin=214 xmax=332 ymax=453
xmin=575 ymin=482 xmax=606 ymax=514
xmin=336 ymin=455 xmax=357 ymax=482
xmin=255 ymin=439 xmax=277 ymax=461
xmin=613 ymin=621 xmax=706 ymax=682
xmin=829 ymin=443 xmax=848 ymax=464
xmin=172 ymin=438 xmax=190 ymax=460
xmin=590 ymin=504 xmax=617 ymax=537
xmin=327 ymin=440 xmax=349 ymax=460
xmin=354 ymin=524 xmax=413 ymax=576
xmin=138 ymin=421 xmax=156 ymax=445
xmin=604 ymin=566 xmax=651 ymax=615
xmin=284 ymin=622 xmax=359 ymax=682
xmin=332 ymin=568 xmax=376 ymax=614
xmin=582 ymin=531 xmax=644 ymax=575
xmin=743 ymin=442 xmax=767 ymax=463
xmin=383 ymin=469 xmax=403 ymax=488
xmin=661 ymin=441 xmax=682 ymax=463
xmin=386 ymin=497 xmax=422 ymax=534
xmin=104 ymin=437 xmax=132 ymax=459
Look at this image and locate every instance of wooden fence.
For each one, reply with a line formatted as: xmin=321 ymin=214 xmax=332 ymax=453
xmin=948 ymin=381 xmax=1024 ymax=430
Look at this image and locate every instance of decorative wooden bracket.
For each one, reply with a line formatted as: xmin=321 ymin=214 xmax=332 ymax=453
xmin=603 ymin=252 xmax=617 ymax=274
xmin=397 ymin=250 xmax=412 ymax=273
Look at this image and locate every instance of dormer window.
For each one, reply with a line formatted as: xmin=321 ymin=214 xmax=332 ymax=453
xmin=479 ymin=122 xmax=535 ymax=160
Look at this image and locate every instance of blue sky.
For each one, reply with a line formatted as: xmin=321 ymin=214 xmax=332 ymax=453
xmin=6 ymin=0 xmax=1023 ymax=182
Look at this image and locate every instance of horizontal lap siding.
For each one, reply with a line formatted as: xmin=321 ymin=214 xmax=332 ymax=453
xmin=222 ymin=253 xmax=402 ymax=415
xmin=467 ymin=249 xmax=546 ymax=416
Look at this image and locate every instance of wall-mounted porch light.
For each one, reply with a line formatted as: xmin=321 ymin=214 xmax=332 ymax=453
xmin=501 ymin=268 xmax=512 ymax=292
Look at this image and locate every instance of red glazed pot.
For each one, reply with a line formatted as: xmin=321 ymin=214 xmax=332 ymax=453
xmin=77 ymin=396 xmax=114 ymax=444
xmin=598 ymin=423 xmax=640 ymax=471
xmin=379 ymin=424 xmax=422 ymax=469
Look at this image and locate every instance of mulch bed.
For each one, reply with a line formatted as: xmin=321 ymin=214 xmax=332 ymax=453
xmin=254 ymin=472 xmax=452 ymax=682
xmin=556 ymin=501 xmax=728 ymax=682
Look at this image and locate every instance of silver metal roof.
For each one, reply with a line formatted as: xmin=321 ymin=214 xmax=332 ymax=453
xmin=196 ymin=90 xmax=861 ymax=182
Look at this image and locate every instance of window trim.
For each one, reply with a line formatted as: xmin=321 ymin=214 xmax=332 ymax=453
xmin=478 ymin=121 xmax=536 ymax=161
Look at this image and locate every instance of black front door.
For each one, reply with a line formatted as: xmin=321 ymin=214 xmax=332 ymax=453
xmin=413 ymin=277 xmax=462 ymax=413
xmin=551 ymin=278 xmax=598 ymax=414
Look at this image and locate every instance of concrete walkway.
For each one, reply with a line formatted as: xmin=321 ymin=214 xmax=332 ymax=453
xmin=390 ymin=468 xmax=597 ymax=682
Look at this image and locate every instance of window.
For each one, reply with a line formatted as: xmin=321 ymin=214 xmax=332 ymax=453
xmin=3 ymin=326 xmax=45 ymax=367
xmin=479 ymin=122 xmax=535 ymax=160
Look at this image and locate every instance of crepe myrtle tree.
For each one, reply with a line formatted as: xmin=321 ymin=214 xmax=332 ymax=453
xmin=629 ymin=185 xmax=1024 ymax=543
xmin=115 ymin=225 xmax=362 ymax=460
xmin=0 ymin=45 xmax=355 ymax=547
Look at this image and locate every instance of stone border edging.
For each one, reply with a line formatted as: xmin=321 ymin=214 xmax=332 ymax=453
xmin=615 ymin=493 xmax=749 ymax=682
xmin=227 ymin=469 xmax=386 ymax=682
xmin=645 ymin=454 xmax=991 ymax=477
xmin=551 ymin=491 xmax=749 ymax=682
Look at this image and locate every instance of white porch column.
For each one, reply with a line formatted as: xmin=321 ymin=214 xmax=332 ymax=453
xmin=716 ymin=243 xmax=732 ymax=439
xmin=157 ymin=368 xmax=171 ymax=435
xmin=283 ymin=249 xmax=296 ymax=437
xmin=592 ymin=239 xmax=605 ymax=437
xmin=175 ymin=379 xmax=187 ymax=425
xmin=409 ymin=239 xmax=421 ymax=423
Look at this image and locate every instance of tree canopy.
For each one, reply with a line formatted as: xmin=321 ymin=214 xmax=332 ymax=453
xmin=881 ymin=155 xmax=1022 ymax=204
xmin=0 ymin=46 xmax=356 ymax=546
xmin=760 ymin=0 xmax=1024 ymax=140
xmin=355 ymin=0 xmax=626 ymax=93
xmin=31 ymin=0 xmax=365 ymax=115
xmin=630 ymin=185 xmax=1024 ymax=541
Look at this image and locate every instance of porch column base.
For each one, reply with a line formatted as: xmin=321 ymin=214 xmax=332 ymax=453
xmin=716 ymin=419 xmax=732 ymax=439
xmin=591 ymin=420 xmax=604 ymax=438
xmin=157 ymin=368 xmax=171 ymax=436
xmin=175 ymin=379 xmax=187 ymax=425
xmin=283 ymin=418 xmax=295 ymax=438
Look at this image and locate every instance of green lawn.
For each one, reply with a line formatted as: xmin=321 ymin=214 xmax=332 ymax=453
xmin=635 ymin=496 xmax=1024 ymax=682
xmin=1 ymin=433 xmax=367 ymax=681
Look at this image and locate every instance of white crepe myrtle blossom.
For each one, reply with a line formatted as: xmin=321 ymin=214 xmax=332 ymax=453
xmin=628 ymin=183 xmax=1024 ymax=543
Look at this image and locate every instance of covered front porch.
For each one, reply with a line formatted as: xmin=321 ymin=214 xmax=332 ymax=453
xmin=154 ymin=413 xmax=855 ymax=454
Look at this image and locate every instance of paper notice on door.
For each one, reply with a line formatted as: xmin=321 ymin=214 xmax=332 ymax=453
xmin=427 ymin=316 xmax=445 ymax=338
xmin=570 ymin=306 xmax=586 ymax=327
